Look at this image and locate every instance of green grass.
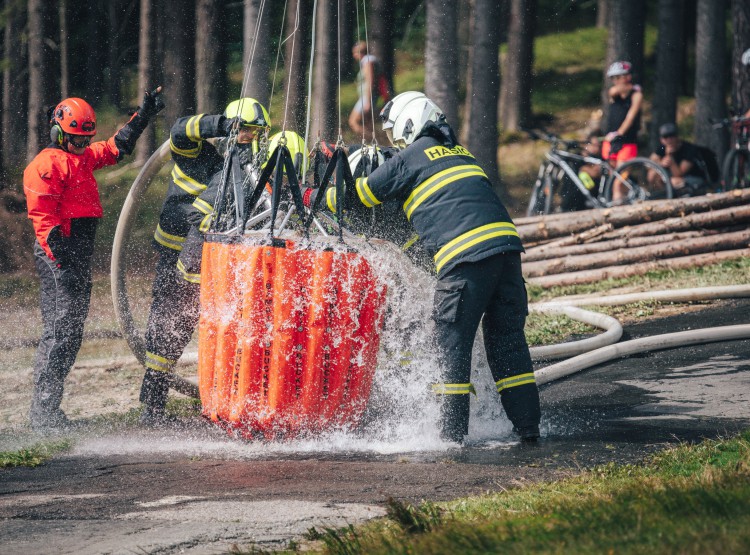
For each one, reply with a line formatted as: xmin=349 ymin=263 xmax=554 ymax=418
xmin=301 ymin=430 xmax=750 ymax=554
xmin=0 ymin=440 xmax=72 ymax=468
xmin=527 ymin=257 xmax=750 ymax=303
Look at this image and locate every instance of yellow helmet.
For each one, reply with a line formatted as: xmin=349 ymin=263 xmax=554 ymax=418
xmin=224 ymin=97 xmax=271 ymax=128
xmin=266 ymin=131 xmax=307 ymax=173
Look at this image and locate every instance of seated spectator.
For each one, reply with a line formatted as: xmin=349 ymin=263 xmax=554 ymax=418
xmin=649 ymin=123 xmax=708 ymax=197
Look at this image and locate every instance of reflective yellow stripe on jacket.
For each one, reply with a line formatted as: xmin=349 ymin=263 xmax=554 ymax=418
xmin=355 ymin=177 xmax=380 ymax=208
xmin=154 ymin=224 xmax=186 ymax=251
xmin=170 ymin=114 xmax=205 ymax=158
xmin=171 ymin=164 xmax=208 ymax=196
xmin=434 ymin=221 xmax=519 ymax=274
xmin=326 ymin=187 xmax=338 ymax=213
xmin=403 ymin=164 xmax=486 ymax=220
xmin=176 ymin=259 xmax=201 ymax=284
xmin=496 ymin=372 xmax=536 ymax=393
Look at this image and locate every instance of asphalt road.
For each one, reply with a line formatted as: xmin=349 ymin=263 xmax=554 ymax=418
xmin=1 ymin=299 xmax=749 ymax=554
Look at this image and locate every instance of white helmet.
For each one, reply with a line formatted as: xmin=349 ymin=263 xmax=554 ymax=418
xmin=742 ymin=48 xmax=750 ymax=67
xmin=380 ymin=91 xmax=444 ymax=148
xmin=606 ymin=60 xmax=632 ymax=77
xmin=348 ymin=145 xmax=386 ymax=179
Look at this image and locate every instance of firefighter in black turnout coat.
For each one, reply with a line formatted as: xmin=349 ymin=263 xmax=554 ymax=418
xmin=139 ymin=98 xmax=271 ymax=424
xmin=339 ymin=91 xmax=541 ymax=443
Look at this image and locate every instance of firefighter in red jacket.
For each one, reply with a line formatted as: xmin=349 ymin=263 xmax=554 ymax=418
xmin=323 ymin=91 xmax=541 ymax=444
xmin=24 ymin=90 xmax=164 ymax=431
xmin=138 ymin=98 xmax=271 ymax=424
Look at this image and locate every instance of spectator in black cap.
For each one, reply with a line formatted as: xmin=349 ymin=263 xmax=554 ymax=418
xmin=649 ymin=123 xmax=708 ymax=196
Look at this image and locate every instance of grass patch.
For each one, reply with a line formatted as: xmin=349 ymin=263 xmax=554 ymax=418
xmin=303 ymin=430 xmax=750 ymax=554
xmin=527 ymin=257 xmax=750 ymax=303
xmin=524 ymin=312 xmax=595 ymax=347
xmin=0 ymin=440 xmax=72 ymax=468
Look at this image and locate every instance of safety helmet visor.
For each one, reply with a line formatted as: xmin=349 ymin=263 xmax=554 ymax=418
xmin=68 ymin=134 xmax=92 ymax=148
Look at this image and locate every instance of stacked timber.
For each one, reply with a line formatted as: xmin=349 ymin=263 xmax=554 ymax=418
xmin=517 ymin=189 xmax=750 ymax=287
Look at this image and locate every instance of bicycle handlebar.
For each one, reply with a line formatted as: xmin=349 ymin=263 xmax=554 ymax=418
xmin=523 ymin=128 xmax=579 ymax=150
xmin=710 ymin=116 xmax=750 ymax=129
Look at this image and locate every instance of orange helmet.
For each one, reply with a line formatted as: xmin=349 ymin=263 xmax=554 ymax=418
xmin=51 ymin=98 xmax=97 ymax=136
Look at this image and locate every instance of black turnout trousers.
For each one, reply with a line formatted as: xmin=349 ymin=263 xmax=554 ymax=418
xmin=143 ymin=250 xmax=201 ymax=375
xmin=30 ymin=241 xmax=93 ymax=425
xmin=432 ymin=252 xmax=541 ymax=442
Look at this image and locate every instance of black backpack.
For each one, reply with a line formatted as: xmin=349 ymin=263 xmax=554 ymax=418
xmin=694 ymin=144 xmax=720 ymax=183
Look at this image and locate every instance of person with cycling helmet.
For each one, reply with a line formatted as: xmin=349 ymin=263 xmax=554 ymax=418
xmin=604 ymin=60 xmax=643 ymax=202
xmin=138 ymin=98 xmax=271 ymax=424
xmin=24 ymin=89 xmax=164 ymax=431
xmin=325 ymin=91 xmax=541 ymax=444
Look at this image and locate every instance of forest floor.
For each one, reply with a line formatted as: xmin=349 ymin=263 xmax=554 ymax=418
xmin=1 ymin=297 xmax=749 ymax=553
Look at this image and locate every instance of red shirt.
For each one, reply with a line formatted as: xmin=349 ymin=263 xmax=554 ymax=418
xmin=24 ymin=138 xmax=120 ymax=259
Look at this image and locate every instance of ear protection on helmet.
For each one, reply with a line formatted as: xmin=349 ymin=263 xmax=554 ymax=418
xmin=50 ymin=124 xmax=63 ymax=145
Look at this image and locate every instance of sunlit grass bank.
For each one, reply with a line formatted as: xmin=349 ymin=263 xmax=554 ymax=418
xmin=300 ymin=430 xmax=750 ymax=554
xmin=0 ymin=440 xmax=72 ymax=468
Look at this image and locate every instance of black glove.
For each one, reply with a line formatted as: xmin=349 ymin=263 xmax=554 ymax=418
xmin=138 ymin=86 xmax=165 ymax=119
xmin=221 ymin=116 xmax=242 ymax=136
xmin=46 ymin=226 xmax=70 ymax=267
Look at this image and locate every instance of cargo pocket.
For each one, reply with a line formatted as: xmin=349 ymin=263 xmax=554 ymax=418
xmin=432 ymin=280 xmax=466 ymax=323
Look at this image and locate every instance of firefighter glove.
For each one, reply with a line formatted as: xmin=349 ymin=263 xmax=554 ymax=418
xmin=221 ymin=116 xmax=242 ymax=136
xmin=138 ymin=86 xmax=165 ymax=119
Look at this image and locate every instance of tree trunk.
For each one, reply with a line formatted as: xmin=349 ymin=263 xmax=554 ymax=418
xmin=596 ymin=0 xmax=609 ymax=28
xmin=162 ymin=0 xmax=196 ymax=125
xmin=595 ymin=203 xmax=750 ymax=242
xmin=500 ymin=0 xmax=536 ymax=132
xmin=602 ymin=0 xmax=646 ymax=120
xmin=464 ymin=0 xmax=501 ymax=188
xmin=136 ymin=0 xmax=157 ymax=165
xmin=694 ymin=0 xmax=728 ymax=164
xmin=424 ymin=0 xmax=459 ymax=125
xmin=516 ymin=189 xmax=750 ymax=243
xmin=310 ymin=0 xmax=338 ymax=139
xmin=85 ymin=0 xmax=106 ymax=104
xmin=523 ymin=229 xmax=750 ymax=277
xmin=339 ymin=0 xmax=356 ymax=82
xmin=731 ymin=0 xmax=750 ymax=114
xmin=523 ymin=229 xmax=715 ymax=262
xmin=527 ymin=249 xmax=750 ymax=288
xmin=26 ymin=0 xmax=53 ymax=162
xmin=2 ymin=0 xmax=27 ymax=179
xmin=650 ymin=0 xmax=683 ymax=153
xmin=195 ymin=0 xmax=227 ymax=114
xmin=107 ymin=0 xmax=130 ymax=108
xmin=369 ymin=0 xmax=394 ymax=96
xmin=283 ymin=0 xmax=311 ymax=132
xmin=59 ymin=0 xmax=68 ymax=98
xmin=242 ymin=0 xmax=272 ymax=106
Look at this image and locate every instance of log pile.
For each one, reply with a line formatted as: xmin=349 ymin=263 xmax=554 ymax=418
xmin=517 ymin=190 xmax=750 ymax=288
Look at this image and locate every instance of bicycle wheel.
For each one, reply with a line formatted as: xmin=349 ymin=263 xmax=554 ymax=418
xmin=721 ymin=148 xmax=750 ymax=191
xmin=603 ymin=157 xmax=672 ymax=204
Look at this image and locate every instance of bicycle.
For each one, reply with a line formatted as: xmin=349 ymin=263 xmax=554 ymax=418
xmin=525 ymin=130 xmax=672 ymax=216
xmin=713 ymin=116 xmax=750 ymax=190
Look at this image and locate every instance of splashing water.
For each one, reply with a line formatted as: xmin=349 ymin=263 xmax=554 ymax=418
xmin=72 ymin=241 xmax=521 ymax=459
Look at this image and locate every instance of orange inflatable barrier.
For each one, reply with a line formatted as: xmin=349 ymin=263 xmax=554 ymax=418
xmin=198 ymin=232 xmax=387 ymax=439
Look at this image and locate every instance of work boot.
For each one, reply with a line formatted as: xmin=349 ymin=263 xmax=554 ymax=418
xmin=30 ymin=408 xmax=71 ymax=433
xmin=139 ymin=369 xmax=170 ymax=427
xmin=515 ymin=425 xmax=540 ymax=443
